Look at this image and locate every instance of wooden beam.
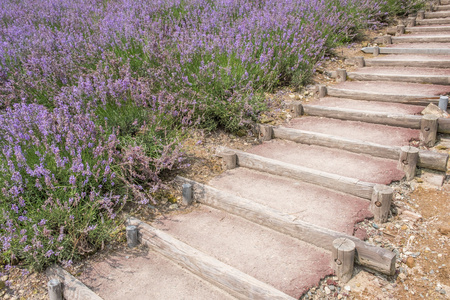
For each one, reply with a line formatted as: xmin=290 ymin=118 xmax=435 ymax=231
xmin=219 ymin=146 xmax=375 ymax=199
xmin=326 ymin=87 xmax=440 ymax=105
xmin=127 ymin=217 xmax=296 ymax=300
xmin=425 ymin=11 xmax=450 ymax=18
xmin=361 ymin=47 xmax=450 ymax=55
xmin=272 ymin=127 xmax=448 ymax=172
xmin=407 ymin=25 xmax=450 ymax=32
xmin=347 ymin=72 xmax=450 ymax=85
xmin=46 ymin=265 xmax=103 ymax=300
xmin=392 ymin=35 xmax=450 ymax=43
xmin=438 ymin=118 xmax=450 ymax=133
xmin=435 ymin=5 xmax=450 ymax=11
xmin=175 ymin=177 xmax=396 ymax=275
xmin=365 ymin=59 xmax=450 ymax=69
xmin=417 ymin=18 xmax=450 ymax=25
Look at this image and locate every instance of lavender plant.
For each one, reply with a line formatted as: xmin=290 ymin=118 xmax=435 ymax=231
xmin=0 ymin=0 xmax=395 ymax=270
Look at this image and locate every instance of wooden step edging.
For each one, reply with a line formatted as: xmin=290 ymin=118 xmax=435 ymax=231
xmin=364 ymin=59 xmax=450 ymax=69
xmin=374 ymin=35 xmax=450 ymax=44
xmin=272 ymin=127 xmax=448 ymax=172
xmin=325 ymin=86 xmax=440 ymax=105
xmin=417 ymin=18 xmax=450 ymax=25
xmin=127 ymin=217 xmax=296 ymax=300
xmin=361 ymin=47 xmax=450 ymax=55
xmin=217 ymin=146 xmax=375 ymax=199
xmin=46 ymin=265 xmax=103 ymax=300
xmin=175 ymin=177 xmax=396 ymax=275
xmin=347 ymin=72 xmax=450 ymax=85
xmin=303 ymin=104 xmax=450 ymax=135
xmin=425 ymin=11 xmax=450 ymax=18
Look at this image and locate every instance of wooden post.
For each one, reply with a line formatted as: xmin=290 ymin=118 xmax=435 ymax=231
xmin=383 ymin=35 xmax=392 ymax=44
xmin=126 ymin=225 xmax=138 ymax=248
xmin=288 ymin=101 xmax=303 ymax=117
xmin=354 ymin=57 xmax=365 ymax=67
xmin=318 ymin=85 xmax=327 ymax=98
xmin=373 ymin=46 xmax=380 ymax=57
xmin=398 ymin=146 xmax=419 ymax=180
xmin=420 ymin=114 xmax=439 ymax=147
xmin=370 ymin=185 xmax=393 ymax=223
xmin=182 ymin=183 xmax=193 ymax=205
xmin=417 ymin=10 xmax=425 ymax=20
xmin=407 ymin=17 xmax=416 ymax=27
xmin=332 ymin=238 xmax=355 ymax=283
xmin=259 ymin=124 xmax=273 ymax=141
xmin=336 ymin=69 xmax=347 ymax=83
xmin=396 ymin=25 xmax=405 ymax=35
xmin=48 ymin=279 xmax=63 ymax=300
xmin=221 ymin=151 xmax=237 ymax=169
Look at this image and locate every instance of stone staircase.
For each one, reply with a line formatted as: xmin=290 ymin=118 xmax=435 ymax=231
xmin=47 ymin=2 xmax=450 ymax=299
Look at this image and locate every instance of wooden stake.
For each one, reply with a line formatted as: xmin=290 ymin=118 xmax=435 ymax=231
xmin=221 ymin=151 xmax=237 ymax=169
xmin=126 ymin=225 xmax=138 ymax=248
xmin=398 ymin=146 xmax=419 ymax=180
xmin=288 ymin=101 xmax=303 ymax=117
xmin=318 ymin=85 xmax=327 ymax=98
xmin=354 ymin=57 xmax=365 ymax=67
xmin=383 ymin=35 xmax=392 ymax=44
xmin=420 ymin=114 xmax=439 ymax=147
xmin=396 ymin=25 xmax=405 ymax=35
xmin=417 ymin=10 xmax=425 ymax=19
xmin=332 ymin=238 xmax=355 ymax=283
xmin=48 ymin=279 xmax=63 ymax=300
xmin=370 ymin=185 xmax=393 ymax=223
xmin=407 ymin=17 xmax=416 ymax=27
xmin=336 ymin=69 xmax=347 ymax=83
xmin=373 ymin=46 xmax=380 ymax=57
xmin=259 ymin=124 xmax=273 ymax=141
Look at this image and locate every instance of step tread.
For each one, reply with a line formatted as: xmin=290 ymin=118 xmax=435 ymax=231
xmin=245 ymin=139 xmax=404 ymax=184
xmin=209 ymin=167 xmax=372 ymax=235
xmin=332 ymin=80 xmax=450 ymax=96
xmin=308 ymin=97 xmax=424 ymax=114
xmin=78 ymin=249 xmax=236 ymax=300
xmin=153 ymin=206 xmax=332 ymax=298
xmin=349 ymin=66 xmax=450 ymax=76
xmin=385 ymin=42 xmax=450 ymax=48
xmin=366 ymin=54 xmax=450 ymax=61
xmin=285 ymin=116 xmax=419 ymax=146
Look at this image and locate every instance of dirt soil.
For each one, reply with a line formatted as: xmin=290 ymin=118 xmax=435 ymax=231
xmin=1 ymin=22 xmax=450 ymax=300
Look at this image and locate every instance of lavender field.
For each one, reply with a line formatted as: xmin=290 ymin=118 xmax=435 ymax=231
xmin=0 ymin=0 xmax=394 ymax=272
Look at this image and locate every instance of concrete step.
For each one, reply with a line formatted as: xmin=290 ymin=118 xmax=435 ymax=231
xmin=209 ymin=168 xmax=371 ymax=235
xmin=361 ymin=45 xmax=450 ymax=55
xmin=407 ymin=25 xmax=450 ymax=32
xmin=325 ymin=81 xmax=450 ymax=105
xmin=283 ymin=116 xmax=419 ymax=147
xmin=347 ymin=67 xmax=450 ymax=85
xmin=244 ymin=139 xmax=404 ymax=184
xmin=307 ymin=97 xmax=424 ymax=114
xmin=392 ymin=35 xmax=450 ymax=43
xmin=434 ymin=5 xmax=450 ymax=11
xmin=78 ymin=249 xmax=237 ymax=300
xmin=150 ymin=205 xmax=332 ymax=298
xmin=425 ymin=11 xmax=450 ymax=18
xmin=364 ymin=54 xmax=450 ymax=68
xmin=417 ymin=18 xmax=450 ymax=25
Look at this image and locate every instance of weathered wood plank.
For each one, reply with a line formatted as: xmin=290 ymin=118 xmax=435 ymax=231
xmin=303 ymin=105 xmax=422 ymax=129
xmin=425 ymin=11 xmax=450 ymax=18
xmin=435 ymin=5 xmax=450 ymax=11
xmin=46 ymin=266 xmax=103 ymax=300
xmin=326 ymin=87 xmax=440 ymax=105
xmin=272 ymin=127 xmax=448 ymax=171
xmin=361 ymin=47 xmax=450 ymax=55
xmin=347 ymin=72 xmax=450 ymax=85
xmin=417 ymin=18 xmax=450 ymax=25
xmin=392 ymin=35 xmax=450 ymax=43
xmin=365 ymin=59 xmax=450 ymax=68
xmin=438 ymin=118 xmax=450 ymax=133
xmin=407 ymin=25 xmax=450 ymax=32
xmin=218 ymin=147 xmax=375 ymax=199
xmin=175 ymin=177 xmax=396 ymax=275
xmin=127 ymin=217 xmax=296 ymax=300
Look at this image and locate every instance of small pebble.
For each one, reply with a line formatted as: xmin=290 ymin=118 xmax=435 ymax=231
xmin=345 ymin=285 xmax=351 ymax=291
xmin=372 ymin=223 xmax=379 ymax=229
